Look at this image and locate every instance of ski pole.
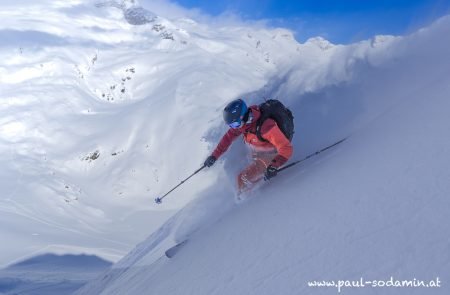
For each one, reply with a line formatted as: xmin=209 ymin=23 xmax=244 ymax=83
xmin=278 ymin=138 xmax=347 ymax=173
xmin=155 ymin=165 xmax=206 ymax=204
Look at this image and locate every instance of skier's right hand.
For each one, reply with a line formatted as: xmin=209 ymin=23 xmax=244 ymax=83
xmin=204 ymin=155 xmax=216 ymax=167
xmin=264 ymin=165 xmax=278 ymax=181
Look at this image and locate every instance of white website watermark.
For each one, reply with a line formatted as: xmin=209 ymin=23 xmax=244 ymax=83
xmin=307 ymin=277 xmax=441 ymax=293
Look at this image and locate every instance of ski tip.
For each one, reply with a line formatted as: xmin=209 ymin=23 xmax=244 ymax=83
xmin=165 ymin=240 xmax=188 ymax=258
xmin=154 ymin=197 xmax=162 ymax=204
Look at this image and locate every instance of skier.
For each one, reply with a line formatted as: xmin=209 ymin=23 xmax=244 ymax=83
xmin=204 ymin=99 xmax=293 ymax=195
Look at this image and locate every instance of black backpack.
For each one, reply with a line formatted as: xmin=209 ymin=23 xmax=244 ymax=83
xmin=255 ymin=99 xmax=294 ymax=142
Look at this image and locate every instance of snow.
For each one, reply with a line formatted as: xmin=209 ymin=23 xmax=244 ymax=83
xmin=0 ymin=0 xmax=292 ymax=268
xmin=1 ymin=0 xmax=450 ymax=294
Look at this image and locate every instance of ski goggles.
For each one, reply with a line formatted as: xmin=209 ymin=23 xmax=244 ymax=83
xmin=229 ymin=120 xmax=242 ymax=129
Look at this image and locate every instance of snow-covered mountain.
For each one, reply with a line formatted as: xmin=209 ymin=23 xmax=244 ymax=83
xmin=0 ymin=254 xmax=111 ymax=294
xmin=1 ymin=1 xmax=450 ymax=294
xmin=0 ymin=0 xmax=298 ymax=266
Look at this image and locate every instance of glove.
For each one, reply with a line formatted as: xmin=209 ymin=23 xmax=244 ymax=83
xmin=204 ymin=155 xmax=216 ymax=167
xmin=264 ymin=165 xmax=278 ymax=181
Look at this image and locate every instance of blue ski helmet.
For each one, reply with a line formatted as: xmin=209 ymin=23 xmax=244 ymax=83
xmin=223 ymin=99 xmax=248 ymax=128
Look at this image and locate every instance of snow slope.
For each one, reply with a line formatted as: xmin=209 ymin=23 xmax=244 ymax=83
xmin=0 ymin=0 xmax=335 ymax=267
xmin=77 ymin=11 xmax=450 ymax=295
xmin=0 ymin=0 xmax=307 ymax=266
xmin=1 ymin=1 xmax=450 ymax=294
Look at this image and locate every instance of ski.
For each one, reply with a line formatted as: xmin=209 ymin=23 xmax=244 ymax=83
xmin=165 ymin=240 xmax=188 ymax=258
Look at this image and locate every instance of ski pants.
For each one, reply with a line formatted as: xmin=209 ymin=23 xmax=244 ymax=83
xmin=237 ymin=150 xmax=277 ymax=193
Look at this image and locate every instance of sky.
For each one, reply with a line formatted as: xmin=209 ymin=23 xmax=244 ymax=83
xmin=171 ymin=0 xmax=450 ymax=43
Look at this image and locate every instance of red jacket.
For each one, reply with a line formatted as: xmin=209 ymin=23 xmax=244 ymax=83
xmin=212 ymin=106 xmax=293 ymax=168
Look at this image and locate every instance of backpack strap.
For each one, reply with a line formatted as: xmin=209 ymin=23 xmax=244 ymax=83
xmin=255 ymin=115 xmax=269 ymax=142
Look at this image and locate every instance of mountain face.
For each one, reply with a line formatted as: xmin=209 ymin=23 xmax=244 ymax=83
xmin=0 ymin=254 xmax=112 ymax=294
xmin=1 ymin=1 xmax=450 ymax=294
xmin=0 ymin=0 xmax=317 ymax=267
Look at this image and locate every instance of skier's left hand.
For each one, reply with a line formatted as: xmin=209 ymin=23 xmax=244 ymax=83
xmin=264 ymin=165 xmax=278 ymax=181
